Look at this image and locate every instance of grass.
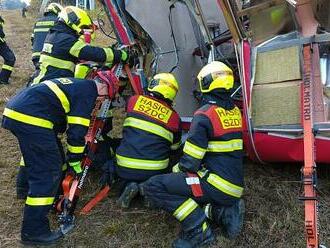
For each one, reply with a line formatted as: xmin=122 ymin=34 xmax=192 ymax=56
xmin=0 ymin=8 xmax=329 ymax=248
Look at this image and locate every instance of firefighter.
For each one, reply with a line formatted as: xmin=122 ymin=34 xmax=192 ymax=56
xmin=31 ymin=3 xmax=63 ymax=70
xmin=1 ymin=72 xmax=119 ymax=245
xmin=0 ymin=16 xmax=16 ymax=84
xmin=140 ymin=61 xmax=245 ymax=248
xmin=115 ymin=73 xmax=182 ymax=208
xmin=32 ymin=6 xmax=131 ymax=84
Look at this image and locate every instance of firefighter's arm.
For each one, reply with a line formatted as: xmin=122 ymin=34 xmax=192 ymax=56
xmin=177 ymin=114 xmax=211 ymax=173
xmin=69 ymin=39 xmax=126 ymax=64
xmin=0 ymin=25 xmax=5 ymax=43
xmin=66 ymin=90 xmax=98 ymax=164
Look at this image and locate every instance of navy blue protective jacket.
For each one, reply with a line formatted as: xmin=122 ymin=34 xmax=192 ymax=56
xmin=2 ymin=78 xmax=98 ymax=162
xmin=116 ymin=94 xmax=182 ymax=181
xmin=33 ymin=22 xmax=122 ymax=84
xmin=179 ymin=93 xmax=244 ymax=199
xmin=31 ymin=12 xmax=58 ymax=63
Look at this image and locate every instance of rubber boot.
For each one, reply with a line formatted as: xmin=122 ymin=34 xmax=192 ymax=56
xmin=117 ymin=182 xmax=139 ymax=208
xmin=172 ymin=222 xmax=214 ymax=248
xmin=220 ymin=199 xmax=245 ymax=239
xmin=21 ymin=228 xmax=63 ymax=246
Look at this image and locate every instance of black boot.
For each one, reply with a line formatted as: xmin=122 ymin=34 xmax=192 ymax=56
xmin=220 ymin=199 xmax=245 ymax=239
xmin=172 ymin=223 xmax=214 ymax=248
xmin=117 ymin=182 xmax=139 ymax=208
xmin=21 ymin=228 xmax=63 ymax=246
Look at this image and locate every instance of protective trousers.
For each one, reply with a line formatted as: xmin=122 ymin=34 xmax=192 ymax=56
xmin=10 ymin=124 xmax=62 ymax=236
xmin=17 ymin=137 xmax=66 ymax=199
xmin=0 ymin=42 xmax=15 ymax=83
xmin=141 ymin=172 xmax=236 ymax=232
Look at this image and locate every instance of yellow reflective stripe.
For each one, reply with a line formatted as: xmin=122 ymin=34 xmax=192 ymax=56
xmin=2 ymin=64 xmax=13 ymax=71
xmin=173 ymin=198 xmax=198 ymax=222
xmin=36 ymin=21 xmax=55 ymax=26
xmin=3 ymin=108 xmax=54 ymax=129
xmin=19 ymin=156 xmax=25 ymax=166
xmin=103 ymin=47 xmax=114 ymax=62
xmin=26 ymin=196 xmax=55 ymax=206
xmin=202 ymin=222 xmax=208 ymax=232
xmin=207 ymin=173 xmax=243 ymax=198
xmin=32 ymin=63 xmax=47 ymax=84
xmin=34 ymin=28 xmax=50 ymax=32
xmin=123 ymin=117 xmax=173 ymax=142
xmin=67 ymin=116 xmax=90 ymax=127
xmin=67 ymin=144 xmax=85 ymax=154
xmin=207 ymin=139 xmax=243 ymax=152
xmin=183 ymin=141 xmax=206 ymax=159
xmin=40 ymin=55 xmax=75 ymax=72
xmin=116 ymin=154 xmax=169 ymax=170
xmin=69 ymin=40 xmax=87 ymax=57
xmin=44 ymin=81 xmax=70 ymax=113
xmin=171 ymin=141 xmax=181 ymax=150
xmin=32 ymin=52 xmax=40 ymax=58
xmin=62 ymin=163 xmax=67 ymax=171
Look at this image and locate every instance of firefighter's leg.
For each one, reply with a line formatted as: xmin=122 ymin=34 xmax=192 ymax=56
xmin=140 ymin=173 xmax=214 ymax=248
xmin=0 ymin=43 xmax=15 ymax=84
xmin=14 ymin=127 xmax=63 ymax=245
xmin=16 ymin=156 xmax=29 ymax=199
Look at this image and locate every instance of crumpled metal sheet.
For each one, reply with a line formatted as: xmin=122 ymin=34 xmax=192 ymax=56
xmin=125 ymin=0 xmax=228 ymax=116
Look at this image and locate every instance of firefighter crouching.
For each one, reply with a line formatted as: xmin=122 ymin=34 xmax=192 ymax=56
xmin=140 ymin=61 xmax=245 ymax=248
xmin=0 ymin=16 xmax=16 ymax=84
xmin=1 ymin=73 xmax=119 ymax=245
xmin=32 ymin=6 xmax=131 ymax=84
xmin=31 ymin=3 xmax=63 ymax=70
xmin=115 ymin=73 xmax=182 ymax=208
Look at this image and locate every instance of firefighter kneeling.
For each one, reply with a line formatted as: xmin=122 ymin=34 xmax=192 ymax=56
xmin=115 ymin=73 xmax=182 ymax=208
xmin=1 ymin=73 xmax=119 ymax=245
xmin=140 ymin=61 xmax=245 ymax=248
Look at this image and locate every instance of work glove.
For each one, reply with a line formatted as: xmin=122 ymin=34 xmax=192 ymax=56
xmin=172 ymin=163 xmax=181 ymax=173
xmin=69 ymin=161 xmax=83 ymax=176
xmin=120 ymin=49 xmax=139 ymax=68
xmin=99 ymin=159 xmax=116 ymax=187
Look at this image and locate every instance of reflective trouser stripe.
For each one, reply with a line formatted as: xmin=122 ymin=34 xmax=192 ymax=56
xmin=183 ymin=141 xmax=206 ymax=159
xmin=206 ymin=173 xmax=243 ymax=198
xmin=32 ymin=52 xmax=40 ymax=58
xmin=62 ymin=163 xmax=67 ymax=171
xmin=69 ymin=40 xmax=87 ymax=57
xmin=34 ymin=28 xmax=50 ymax=32
xmin=67 ymin=116 xmax=90 ymax=127
xmin=35 ymin=21 xmax=55 ymax=26
xmin=3 ymin=108 xmax=54 ymax=129
xmin=116 ymin=154 xmax=169 ymax=170
xmin=39 ymin=55 xmax=75 ymax=72
xmin=103 ymin=47 xmax=114 ymax=63
xmin=20 ymin=156 xmax=25 ymax=166
xmin=171 ymin=141 xmax=181 ymax=150
xmin=207 ymin=139 xmax=243 ymax=152
xmin=26 ymin=196 xmax=55 ymax=206
xmin=67 ymin=144 xmax=85 ymax=154
xmin=123 ymin=117 xmax=173 ymax=142
xmin=44 ymin=81 xmax=70 ymax=113
xmin=2 ymin=64 xmax=13 ymax=71
xmin=173 ymin=198 xmax=198 ymax=222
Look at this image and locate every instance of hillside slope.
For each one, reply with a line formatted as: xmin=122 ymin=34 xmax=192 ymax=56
xmin=0 ymin=9 xmax=329 ymax=248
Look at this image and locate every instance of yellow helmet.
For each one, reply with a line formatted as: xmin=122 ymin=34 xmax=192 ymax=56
xmin=45 ymin=3 xmax=63 ymax=15
xmin=148 ymin=73 xmax=179 ymax=102
xmin=58 ymin=6 xmax=95 ymax=35
xmin=197 ymin=61 xmax=234 ymax=93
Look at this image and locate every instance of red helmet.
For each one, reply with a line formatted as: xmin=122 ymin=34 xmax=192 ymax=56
xmin=95 ymin=70 xmax=119 ymax=99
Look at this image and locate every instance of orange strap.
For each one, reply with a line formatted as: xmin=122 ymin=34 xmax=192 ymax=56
xmin=80 ymin=186 xmax=110 ymax=215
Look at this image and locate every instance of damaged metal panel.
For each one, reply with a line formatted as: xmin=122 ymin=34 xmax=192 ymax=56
xmin=125 ymin=0 xmax=228 ymax=116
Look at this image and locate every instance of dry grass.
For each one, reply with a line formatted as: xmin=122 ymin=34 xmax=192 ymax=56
xmin=0 ymin=9 xmax=329 ymax=248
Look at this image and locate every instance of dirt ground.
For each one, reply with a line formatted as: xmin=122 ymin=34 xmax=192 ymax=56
xmin=0 ymin=9 xmax=329 ymax=248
